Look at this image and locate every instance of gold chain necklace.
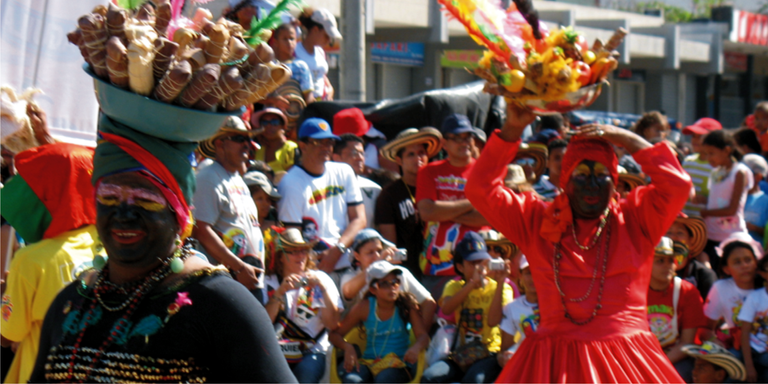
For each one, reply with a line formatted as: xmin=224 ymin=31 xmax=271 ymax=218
xmin=402 ymin=179 xmax=415 ymax=203
xmin=571 ymin=207 xmax=611 ymax=251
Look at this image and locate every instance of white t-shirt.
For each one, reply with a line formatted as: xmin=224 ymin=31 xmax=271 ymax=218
xmin=265 ymin=271 xmax=343 ymax=353
xmin=500 ymin=297 xmax=539 ymax=354
xmin=705 ymin=162 xmax=754 ymax=241
xmin=193 ymin=161 xmax=265 ymax=287
xmin=704 ymin=278 xmax=756 ymax=329
xmin=277 ymin=162 xmax=363 ymax=270
xmin=358 ymin=176 xmax=381 ymax=229
xmin=294 ymin=42 xmax=328 ymax=99
xmin=737 ymin=288 xmax=768 ymax=353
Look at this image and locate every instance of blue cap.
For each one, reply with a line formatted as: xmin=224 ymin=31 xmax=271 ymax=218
xmin=352 ymin=228 xmax=395 ymax=251
xmin=454 ymin=231 xmax=491 ymax=263
xmin=441 ymin=114 xmax=475 ymax=136
xmin=529 ymin=129 xmax=561 ymax=145
xmin=298 ymin=118 xmax=340 ymax=140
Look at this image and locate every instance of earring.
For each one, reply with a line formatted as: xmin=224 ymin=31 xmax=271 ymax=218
xmin=92 ymin=241 xmax=108 ymax=270
xmin=169 ymin=236 xmax=185 ymax=273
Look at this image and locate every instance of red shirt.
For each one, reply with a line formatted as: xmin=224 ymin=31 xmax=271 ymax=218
xmin=415 ymin=158 xmax=489 ymax=276
xmin=647 ymin=278 xmax=707 ymax=349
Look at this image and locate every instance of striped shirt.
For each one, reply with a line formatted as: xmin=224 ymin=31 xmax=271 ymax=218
xmin=682 ymin=153 xmax=712 ymax=217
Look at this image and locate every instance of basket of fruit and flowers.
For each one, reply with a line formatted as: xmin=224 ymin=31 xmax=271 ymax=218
xmin=438 ymin=0 xmax=627 ymax=115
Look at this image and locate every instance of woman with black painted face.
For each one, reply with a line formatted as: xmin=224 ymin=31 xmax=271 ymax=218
xmin=29 ymin=116 xmax=297 ymax=383
xmin=466 ymin=103 xmax=693 ymax=383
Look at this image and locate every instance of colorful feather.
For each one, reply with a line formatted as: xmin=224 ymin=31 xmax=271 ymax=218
xmin=116 ymin=0 xmax=145 ymax=11
xmin=245 ymin=0 xmax=305 ymax=46
xmin=171 ymin=0 xmax=184 ymax=21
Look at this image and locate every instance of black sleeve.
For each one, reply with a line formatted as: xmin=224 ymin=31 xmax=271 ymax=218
xmin=28 ymin=282 xmax=79 ymax=383
xmin=696 ymin=266 xmax=718 ymax=301
xmin=374 ymin=184 xmax=396 ymax=226
xmin=201 ymin=276 xmax=297 ymax=383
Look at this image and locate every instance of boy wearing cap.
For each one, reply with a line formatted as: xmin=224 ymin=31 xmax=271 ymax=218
xmin=646 ymin=237 xmax=707 ymax=382
xmin=277 ymin=118 xmax=366 ymax=288
xmin=422 ymin=231 xmax=512 ymax=383
xmin=681 ymin=118 xmax=722 ymax=217
xmin=333 ymin=134 xmax=381 ymax=229
xmin=194 ymin=117 xmax=267 ymax=302
xmin=417 ymin=114 xmax=490 ymax=297
xmin=243 ymin=170 xmax=281 ymax=230
xmin=376 ymin=127 xmax=442 ymax=280
xmin=743 ymin=154 xmax=768 ymax=244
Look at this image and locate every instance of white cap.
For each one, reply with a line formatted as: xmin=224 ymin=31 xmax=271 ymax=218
xmin=519 ymin=255 xmax=529 ymax=270
xmin=311 ymin=8 xmax=342 ymax=42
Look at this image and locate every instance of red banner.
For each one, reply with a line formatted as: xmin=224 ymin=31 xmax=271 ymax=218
xmin=735 ymin=10 xmax=768 ymax=46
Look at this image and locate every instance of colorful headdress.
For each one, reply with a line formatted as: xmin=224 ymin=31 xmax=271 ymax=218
xmin=1 ymin=143 xmax=96 ymax=243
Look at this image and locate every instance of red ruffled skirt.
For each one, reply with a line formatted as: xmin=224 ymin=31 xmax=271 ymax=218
xmin=496 ymin=330 xmax=684 ymax=383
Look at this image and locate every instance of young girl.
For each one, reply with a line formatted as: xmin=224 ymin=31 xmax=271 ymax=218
xmin=330 ymin=266 xmax=429 ymax=383
xmin=422 ymin=231 xmax=513 ymax=383
xmin=703 ymin=233 xmax=763 ymax=351
xmin=497 ymin=256 xmax=539 ymax=367
xmin=736 ymin=237 xmax=768 ymax=383
xmin=699 ymin=130 xmax=754 ymax=271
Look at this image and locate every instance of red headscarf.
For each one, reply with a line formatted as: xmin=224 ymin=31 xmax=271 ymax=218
xmin=540 ymin=136 xmax=619 ymax=243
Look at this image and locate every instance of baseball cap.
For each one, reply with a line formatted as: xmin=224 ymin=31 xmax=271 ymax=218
xmin=352 ymin=228 xmax=395 ymax=252
xmin=743 ymin=154 xmax=768 ymax=178
xmin=441 ymin=114 xmax=475 ymax=136
xmin=333 ymin=108 xmax=371 ymax=137
xmin=454 ymin=231 xmax=492 ymax=264
xmin=243 ymin=170 xmax=281 ymax=200
xmin=365 ymin=260 xmax=404 ymax=287
xmin=298 ymin=118 xmax=340 ymax=140
xmin=519 ymin=255 xmax=529 ymax=270
xmin=655 ymin=237 xmax=674 ymax=256
xmin=682 ymin=118 xmax=722 ymax=135
xmin=311 ymin=8 xmax=342 ymax=42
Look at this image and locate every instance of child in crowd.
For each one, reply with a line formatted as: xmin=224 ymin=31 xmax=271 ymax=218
xmin=331 ymin=265 xmax=429 ymax=383
xmin=340 ymin=229 xmax=436 ymax=326
xmin=703 ymin=233 xmax=763 ymax=350
xmin=481 ymin=229 xmax=521 ymax=298
xmin=421 ymin=232 xmax=513 ymax=383
xmin=751 ymin=101 xmax=768 ymax=154
xmin=682 ymin=342 xmax=747 ymax=383
xmin=666 ymin=213 xmax=717 ymax=298
xmin=699 ymin=130 xmax=754 ymax=271
xmin=743 ymin=154 xmax=768 ymax=244
xmin=497 ymin=256 xmax=539 ymax=367
xmin=738 ymin=241 xmax=768 ymax=383
xmin=646 ymin=237 xmax=707 ymax=382
xmin=681 ymin=118 xmax=722 ymax=218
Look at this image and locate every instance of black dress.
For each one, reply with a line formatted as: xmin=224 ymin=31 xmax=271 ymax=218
xmin=29 ymin=267 xmax=297 ymax=383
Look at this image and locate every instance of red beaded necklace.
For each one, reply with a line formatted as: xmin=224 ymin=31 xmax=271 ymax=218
xmin=64 ymin=258 xmax=178 ymax=383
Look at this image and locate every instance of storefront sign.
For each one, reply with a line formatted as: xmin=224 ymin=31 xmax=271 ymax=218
xmin=735 ymin=10 xmax=768 ymax=46
xmin=616 ymin=69 xmax=645 ymax=82
xmin=371 ymin=42 xmax=424 ymax=66
xmin=725 ymin=52 xmax=748 ymax=71
xmin=440 ymin=50 xmax=483 ymax=69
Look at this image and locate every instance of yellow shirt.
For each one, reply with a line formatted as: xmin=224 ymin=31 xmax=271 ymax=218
xmin=254 ymin=140 xmax=298 ymax=173
xmin=441 ymin=278 xmax=513 ymax=353
xmin=1 ymin=225 xmax=97 ymax=383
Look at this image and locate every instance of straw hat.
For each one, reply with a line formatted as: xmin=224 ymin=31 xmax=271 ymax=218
xmin=277 ymin=228 xmax=317 ymax=249
xmin=618 ymin=165 xmax=646 ymax=192
xmin=479 ymin=230 xmax=519 ymax=259
xmin=673 ymin=213 xmax=707 ymax=258
xmin=379 ymin=127 xmax=443 ymax=163
xmin=504 ymin=164 xmax=527 ymax=187
xmin=198 ymin=116 xmax=257 ymax=159
xmin=514 ymin=142 xmax=547 ymax=178
xmin=682 ymin=342 xmax=746 ymax=381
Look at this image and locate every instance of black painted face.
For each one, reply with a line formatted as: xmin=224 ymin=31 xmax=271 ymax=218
xmin=565 ymin=160 xmax=614 ymax=219
xmin=96 ymin=172 xmax=179 ymax=269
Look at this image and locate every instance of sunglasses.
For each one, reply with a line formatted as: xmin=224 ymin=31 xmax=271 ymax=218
xmin=515 ymin=157 xmax=537 ymax=166
xmin=372 ymin=278 xmax=401 ymax=289
xmin=490 ymin=246 xmax=505 ymax=254
xmin=225 ymin=135 xmax=253 ymax=144
xmin=260 ymin=118 xmax=283 ymax=126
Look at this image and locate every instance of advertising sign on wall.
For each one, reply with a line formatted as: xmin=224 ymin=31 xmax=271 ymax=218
xmin=371 ymin=42 xmax=424 ymax=66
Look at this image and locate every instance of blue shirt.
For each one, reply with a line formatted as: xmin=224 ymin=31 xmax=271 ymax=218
xmin=362 ymin=298 xmax=410 ymax=360
xmin=745 ymin=190 xmax=768 ymax=243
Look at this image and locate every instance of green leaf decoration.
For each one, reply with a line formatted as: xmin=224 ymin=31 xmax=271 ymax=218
xmin=245 ymin=0 xmax=305 ymax=47
xmin=563 ymin=27 xmax=579 ymax=44
xmin=116 ymin=0 xmax=145 ymax=11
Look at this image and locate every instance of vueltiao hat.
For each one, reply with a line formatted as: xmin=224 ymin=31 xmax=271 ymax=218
xmin=277 ymin=228 xmax=317 ymax=249
xmin=479 ymin=229 xmax=518 ymax=258
xmin=379 ymin=127 xmax=443 ymax=163
xmin=514 ymin=142 xmax=548 ymax=178
xmin=673 ymin=213 xmax=707 ymax=258
xmin=618 ymin=165 xmax=646 ymax=192
xmin=682 ymin=342 xmax=746 ymax=381
xmin=198 ymin=116 xmax=258 ymax=159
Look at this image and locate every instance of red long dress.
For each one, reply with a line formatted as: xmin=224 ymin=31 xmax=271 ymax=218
xmin=466 ymin=132 xmax=692 ymax=383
